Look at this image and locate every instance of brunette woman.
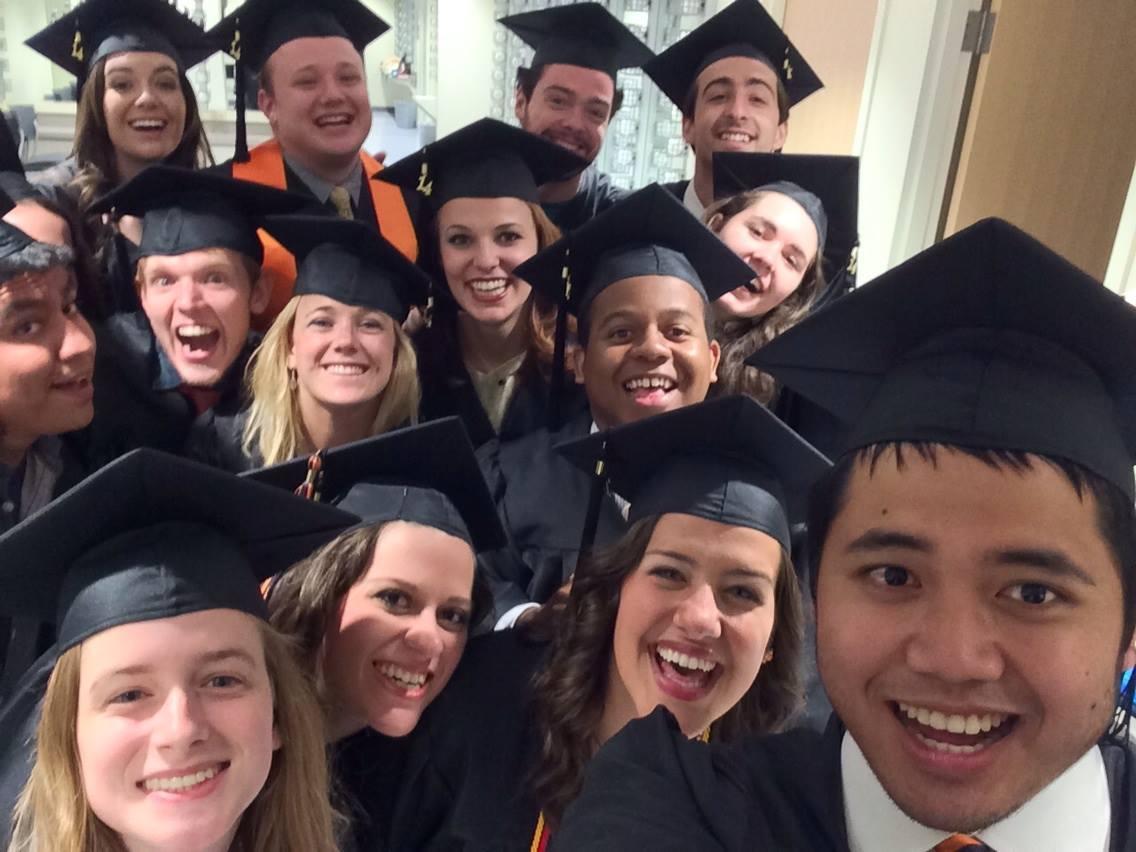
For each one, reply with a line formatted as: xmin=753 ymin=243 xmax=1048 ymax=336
xmin=390 ymin=396 xmax=830 ymax=849
xmin=378 ymin=119 xmax=588 ymax=448
xmin=246 ymin=418 xmax=505 ymax=851
xmin=0 ymin=448 xmax=356 ymax=851
xmin=192 ymin=216 xmax=429 ymax=471
xmin=26 ymin=0 xmax=216 ymax=313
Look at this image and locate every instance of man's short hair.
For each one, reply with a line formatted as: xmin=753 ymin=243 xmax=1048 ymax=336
xmin=0 ymin=240 xmax=73 ymax=281
xmin=515 ymin=64 xmax=625 ymax=118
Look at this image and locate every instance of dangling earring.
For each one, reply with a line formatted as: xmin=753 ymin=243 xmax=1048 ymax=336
xmin=288 ymin=367 xmax=298 ymax=391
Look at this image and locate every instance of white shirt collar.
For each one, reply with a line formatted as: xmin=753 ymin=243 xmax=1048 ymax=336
xmin=682 ymin=179 xmax=706 ymax=218
xmin=842 ymin=733 xmax=1111 ymax=852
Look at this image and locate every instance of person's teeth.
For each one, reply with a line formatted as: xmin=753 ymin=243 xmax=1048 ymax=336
xmin=719 ymin=131 xmax=752 ymax=142
xmin=130 ymin=119 xmax=165 ymax=129
xmin=470 ymin=278 xmax=507 ymax=293
xmin=177 ymin=325 xmax=214 ymax=339
xmin=324 ymin=364 xmax=365 ymax=375
xmin=379 ymin=662 xmax=428 ymax=688
xmin=657 ymin=646 xmax=716 ymax=672
xmin=623 ymin=376 xmax=676 ymax=391
xmin=914 ymin=731 xmax=983 ymax=754
xmin=897 ymin=703 xmax=1009 ymax=734
xmin=316 ymin=114 xmax=351 ymax=126
xmin=142 ymin=765 xmax=219 ymax=792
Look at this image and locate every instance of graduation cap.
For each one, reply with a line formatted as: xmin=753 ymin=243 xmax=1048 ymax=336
xmin=499 ymin=3 xmax=654 ymax=81
xmin=262 ymin=215 xmax=431 ymax=323
xmin=713 ymin=152 xmax=860 ymax=305
xmin=557 ymin=395 xmax=830 ymax=556
xmin=208 ymin=0 xmax=389 ymax=163
xmin=644 ymin=0 xmax=822 ymax=113
xmin=89 ymin=164 xmax=313 ymax=264
xmin=376 ymin=118 xmax=588 ymax=212
xmin=749 ymin=218 xmax=1136 ymax=499
xmin=25 ymin=0 xmax=214 ymax=91
xmin=0 ymin=448 xmax=357 ymax=653
xmin=244 ymin=418 xmax=506 ymax=553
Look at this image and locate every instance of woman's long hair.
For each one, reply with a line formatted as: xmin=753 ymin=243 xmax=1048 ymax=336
xmin=704 ymin=191 xmax=827 ymax=404
xmin=8 ymin=622 xmax=339 ymax=852
xmin=69 ymin=57 xmax=213 ymax=208
xmin=528 ymin=515 xmax=806 ymax=827
xmin=420 ymin=200 xmax=575 ymax=382
xmin=242 ymin=296 xmax=421 ymax=467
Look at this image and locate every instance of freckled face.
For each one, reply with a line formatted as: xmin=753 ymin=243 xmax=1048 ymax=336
xmin=818 ymin=449 xmax=1129 ymax=832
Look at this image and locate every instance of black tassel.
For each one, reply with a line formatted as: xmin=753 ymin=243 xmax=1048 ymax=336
xmin=233 ymin=57 xmax=249 ymax=162
xmin=548 ymin=247 xmax=572 ymax=430
xmin=576 ymin=451 xmax=607 ymax=571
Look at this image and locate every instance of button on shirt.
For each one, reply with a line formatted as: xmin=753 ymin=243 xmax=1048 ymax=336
xmin=842 ymin=733 xmax=1111 ymax=852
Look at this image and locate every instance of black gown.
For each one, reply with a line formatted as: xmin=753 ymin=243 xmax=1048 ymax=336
xmin=540 ymin=166 xmax=628 ymax=233
xmin=77 ymin=312 xmax=256 ymax=469
xmin=553 ymin=707 xmax=1136 ymax=852
xmin=388 ymin=630 xmax=551 ymax=851
xmin=414 ymin=316 xmax=586 ymax=451
xmin=476 ymin=411 xmax=628 ymax=619
xmin=185 ymin=408 xmax=259 ymax=473
xmin=332 ymin=727 xmax=416 ymax=852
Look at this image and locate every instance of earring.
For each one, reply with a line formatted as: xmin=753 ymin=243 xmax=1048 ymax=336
xmin=423 ymin=291 xmax=435 ymax=329
xmin=763 ymin=648 xmax=775 ymax=664
xmin=288 ymin=367 xmax=298 ymax=391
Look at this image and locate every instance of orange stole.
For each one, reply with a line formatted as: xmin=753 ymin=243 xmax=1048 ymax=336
xmin=232 ymin=139 xmax=419 ymax=330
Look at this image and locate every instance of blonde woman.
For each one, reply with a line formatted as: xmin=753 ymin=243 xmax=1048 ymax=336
xmin=0 ymin=449 xmax=357 ymax=852
xmin=190 ymin=216 xmax=430 ymax=472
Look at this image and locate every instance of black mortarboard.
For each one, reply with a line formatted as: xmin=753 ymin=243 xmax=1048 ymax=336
xmin=750 ymin=218 xmax=1136 ymax=499
xmin=644 ymin=0 xmax=822 ymax=112
xmin=0 ymin=448 xmax=356 ymax=652
xmin=208 ymin=0 xmax=389 ymax=162
xmin=25 ymin=0 xmax=214 ymax=90
xmin=499 ymin=3 xmax=654 ymax=81
xmin=376 ymin=118 xmax=587 ymax=210
xmin=557 ymin=395 xmax=830 ymax=554
xmin=713 ymin=152 xmax=860 ymax=304
xmin=515 ymin=183 xmax=753 ymax=425
xmin=261 ymin=215 xmax=430 ymax=323
xmin=244 ymin=418 xmax=506 ymax=553
xmin=89 ymin=165 xmax=312 ymax=265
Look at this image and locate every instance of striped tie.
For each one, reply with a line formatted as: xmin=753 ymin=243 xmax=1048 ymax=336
xmin=933 ymin=835 xmax=995 ymax=852
xmin=328 ymin=185 xmax=353 ymax=219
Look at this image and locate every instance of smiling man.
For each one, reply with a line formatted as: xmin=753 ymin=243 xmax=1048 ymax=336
xmin=477 ymin=185 xmax=754 ymax=627
xmin=78 ymin=166 xmax=308 ymax=467
xmin=209 ymin=0 xmax=418 ymax=327
xmin=554 ymin=218 xmax=1136 ymax=851
xmin=499 ymin=3 xmax=654 ymax=232
xmin=645 ymin=0 xmax=823 ymax=217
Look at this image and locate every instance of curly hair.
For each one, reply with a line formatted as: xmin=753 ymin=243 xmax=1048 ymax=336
xmin=527 ymin=515 xmax=805 ymax=827
xmin=704 ymin=190 xmax=826 ymax=404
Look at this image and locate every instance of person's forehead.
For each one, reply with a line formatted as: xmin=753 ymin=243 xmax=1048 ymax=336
xmin=102 ymin=49 xmax=179 ymax=74
xmin=3 ymin=201 xmax=70 ymax=248
xmin=268 ymin=35 xmax=362 ymax=72
xmin=589 ymin=274 xmax=706 ymax=318
xmin=0 ymin=271 xmax=54 ymax=305
xmin=533 ymin=62 xmax=615 ymax=100
xmin=695 ymin=54 xmax=779 ymax=91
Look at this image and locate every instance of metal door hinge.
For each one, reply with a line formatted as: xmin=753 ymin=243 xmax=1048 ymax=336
xmin=962 ymin=8 xmax=997 ymax=55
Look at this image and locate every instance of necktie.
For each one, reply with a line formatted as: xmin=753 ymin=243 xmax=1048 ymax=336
xmin=933 ymin=835 xmax=995 ymax=852
xmin=328 ymin=185 xmax=353 ymax=219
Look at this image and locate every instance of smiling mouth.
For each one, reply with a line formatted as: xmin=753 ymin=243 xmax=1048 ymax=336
xmin=129 ymin=118 xmax=168 ymax=132
xmin=718 ymin=130 xmax=754 ymax=144
xmin=52 ymin=374 xmax=92 ymax=392
xmin=139 ymin=761 xmax=229 ymax=793
xmin=623 ymin=375 xmax=677 ymax=406
xmin=322 ymin=363 xmax=366 ymax=376
xmin=376 ymin=661 xmax=432 ymax=698
xmin=175 ymin=324 xmax=219 ymax=354
xmin=315 ymin=113 xmax=353 ymax=127
xmin=651 ymin=644 xmax=721 ymax=700
xmin=893 ymin=701 xmax=1018 ymax=755
xmin=467 ymin=278 xmax=508 ymax=301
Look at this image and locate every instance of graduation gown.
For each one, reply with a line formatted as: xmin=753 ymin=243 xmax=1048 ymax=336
xmin=553 ymin=707 xmax=1136 ymax=852
xmin=415 ymin=316 xmax=586 ymax=450
xmin=540 ymin=166 xmax=628 ymax=233
xmin=78 ymin=312 xmax=256 ymax=469
xmin=476 ymin=411 xmax=628 ymax=618
xmin=388 ymin=630 xmax=551 ymax=851
xmin=184 ymin=407 xmax=258 ymax=473
xmin=332 ymin=727 xmax=415 ymax=852
xmin=661 ymin=179 xmax=689 ymax=201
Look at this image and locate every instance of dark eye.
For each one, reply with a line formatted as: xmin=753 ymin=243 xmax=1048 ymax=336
xmin=206 ymin=674 xmax=243 ymax=689
xmin=446 ymin=234 xmax=471 ymax=248
xmin=204 ymin=271 xmax=228 ymax=285
xmin=13 ymin=320 xmax=43 ymax=338
xmin=726 ymin=585 xmax=762 ymax=604
xmin=1005 ymin=583 xmax=1059 ymax=606
xmin=375 ymin=589 xmax=412 ymax=610
xmin=110 ymin=689 xmax=146 ymax=705
xmin=648 ymin=566 xmax=686 ymax=585
xmin=666 ymin=325 xmax=691 ymax=340
xmin=868 ymin=565 xmax=913 ymax=588
xmin=607 ymin=327 xmax=632 ymax=342
xmin=438 ymin=608 xmax=471 ymax=630
xmin=308 ymin=316 xmax=333 ymax=329
xmin=359 ymin=317 xmax=386 ymax=331
xmin=496 ymin=230 xmax=522 ymax=245
xmin=149 ymin=276 xmax=173 ymax=288
xmin=157 ymin=78 xmax=179 ymax=92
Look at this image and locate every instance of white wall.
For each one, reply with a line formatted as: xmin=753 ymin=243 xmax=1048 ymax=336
xmin=3 ymin=1 xmax=58 ymax=105
xmin=1105 ymin=161 xmax=1136 ymax=303
xmin=434 ymin=0 xmax=495 ymax=136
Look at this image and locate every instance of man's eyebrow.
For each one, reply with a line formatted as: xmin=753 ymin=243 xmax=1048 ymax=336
xmin=844 ymin=528 xmax=934 ymax=554
xmin=994 ymin=548 xmax=1097 ymax=587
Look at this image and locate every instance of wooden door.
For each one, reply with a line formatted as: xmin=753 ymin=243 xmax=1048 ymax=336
xmin=944 ymin=0 xmax=1136 ymax=279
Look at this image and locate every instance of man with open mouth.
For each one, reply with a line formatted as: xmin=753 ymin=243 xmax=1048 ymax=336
xmin=477 ymin=185 xmax=754 ymax=631
xmin=209 ymin=0 xmax=419 ymax=330
xmin=555 ymin=218 xmax=1136 ymax=851
xmin=77 ymin=166 xmax=308 ymax=468
xmin=644 ymin=0 xmax=823 ymax=219
xmin=498 ymin=3 xmax=654 ymax=233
